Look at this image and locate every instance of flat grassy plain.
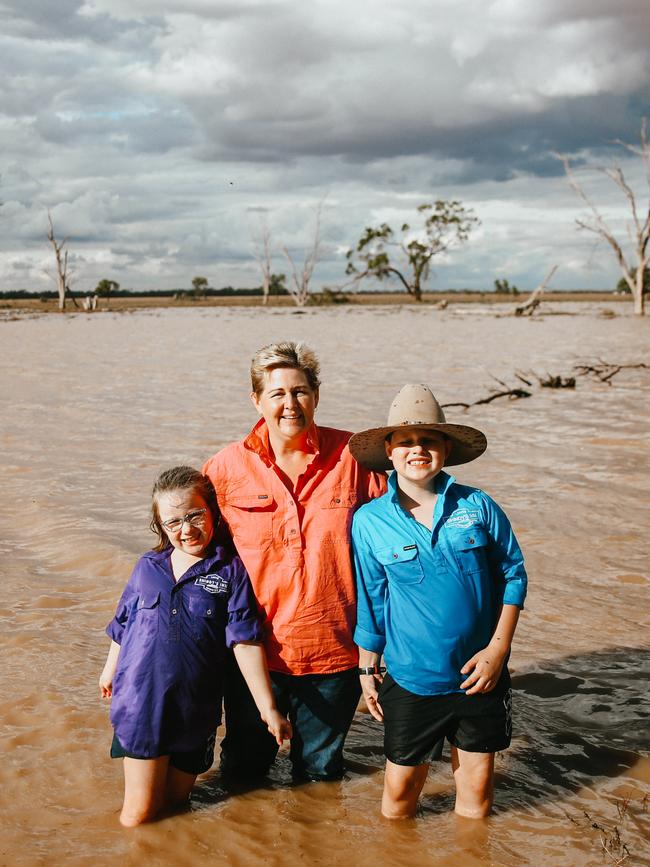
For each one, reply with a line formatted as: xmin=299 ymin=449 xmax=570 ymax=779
xmin=0 ymin=290 xmax=630 ymax=315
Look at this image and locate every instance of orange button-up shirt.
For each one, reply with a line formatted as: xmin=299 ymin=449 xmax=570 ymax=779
xmin=203 ymin=421 xmax=386 ymax=675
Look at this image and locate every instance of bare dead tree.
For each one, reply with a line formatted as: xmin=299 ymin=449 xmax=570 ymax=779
xmin=283 ymin=201 xmax=324 ymax=307
xmin=46 ymin=211 xmax=73 ymax=311
xmin=514 ymin=265 xmax=558 ymax=316
xmin=556 ymin=119 xmax=649 ymax=316
xmin=252 ymin=217 xmax=273 ymax=306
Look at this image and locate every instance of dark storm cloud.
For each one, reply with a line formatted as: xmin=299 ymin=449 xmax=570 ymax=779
xmin=1 ymin=0 xmax=649 ymax=291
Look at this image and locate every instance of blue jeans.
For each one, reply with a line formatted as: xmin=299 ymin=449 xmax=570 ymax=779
xmin=221 ymin=655 xmax=361 ymax=781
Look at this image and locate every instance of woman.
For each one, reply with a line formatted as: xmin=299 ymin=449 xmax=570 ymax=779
xmin=203 ymin=341 xmax=385 ymax=781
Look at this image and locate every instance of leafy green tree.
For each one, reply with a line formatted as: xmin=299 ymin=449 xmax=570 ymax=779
xmin=345 ymin=201 xmax=479 ymax=302
xmin=268 ymin=273 xmax=288 ymax=295
xmin=494 ymin=278 xmax=519 ymax=296
xmin=616 ymin=266 xmax=649 ymax=295
xmin=191 ymin=276 xmax=209 ymax=297
xmin=95 ymin=278 xmax=119 ymax=306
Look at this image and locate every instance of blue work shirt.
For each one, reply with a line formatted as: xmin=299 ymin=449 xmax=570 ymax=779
xmin=106 ymin=543 xmax=263 ymax=757
xmin=352 ymin=471 xmax=527 ymax=696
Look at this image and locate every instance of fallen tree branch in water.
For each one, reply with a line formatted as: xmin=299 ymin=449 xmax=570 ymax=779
xmin=517 ymin=369 xmax=576 ymax=389
xmin=513 ymin=265 xmax=559 ymax=316
xmin=574 ymin=360 xmax=649 ymax=384
xmin=442 ymin=382 xmax=532 ymax=410
xmin=440 ymin=360 xmax=648 ymax=410
xmin=567 ymin=807 xmax=632 ymax=866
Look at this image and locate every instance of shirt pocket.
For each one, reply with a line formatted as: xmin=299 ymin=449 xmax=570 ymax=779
xmin=187 ymin=594 xmax=224 ymax=642
xmin=319 ymin=488 xmax=359 ymax=543
xmin=134 ymin=591 xmax=161 ymax=639
xmin=376 ymin=544 xmax=424 ymax=585
xmin=222 ymin=492 xmax=275 ymax=550
xmin=451 ymin=526 xmax=490 ymax=574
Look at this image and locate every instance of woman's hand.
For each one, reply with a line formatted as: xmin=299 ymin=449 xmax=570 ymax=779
xmin=360 ymin=674 xmax=384 ymax=722
xmin=263 ymin=709 xmax=293 ymax=745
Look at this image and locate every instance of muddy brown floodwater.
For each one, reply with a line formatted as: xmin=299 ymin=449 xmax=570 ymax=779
xmin=1 ymin=302 xmax=649 ymax=866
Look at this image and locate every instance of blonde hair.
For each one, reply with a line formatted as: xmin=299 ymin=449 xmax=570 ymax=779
xmin=250 ymin=341 xmax=321 ymax=395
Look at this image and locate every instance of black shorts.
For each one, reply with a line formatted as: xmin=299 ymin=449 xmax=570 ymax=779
xmin=110 ymin=732 xmax=215 ymax=775
xmin=379 ymin=672 xmax=512 ymax=766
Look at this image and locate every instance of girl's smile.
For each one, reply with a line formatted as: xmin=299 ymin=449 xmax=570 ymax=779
xmin=157 ymin=490 xmax=214 ymax=558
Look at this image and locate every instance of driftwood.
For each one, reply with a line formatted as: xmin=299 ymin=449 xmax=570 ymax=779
xmin=514 ymin=265 xmax=558 ymax=316
xmin=516 ymin=370 xmax=576 ymax=389
xmin=574 ymin=360 xmax=649 ymax=384
xmin=441 ymin=360 xmax=647 ymax=410
xmin=442 ymin=375 xmax=532 ymax=409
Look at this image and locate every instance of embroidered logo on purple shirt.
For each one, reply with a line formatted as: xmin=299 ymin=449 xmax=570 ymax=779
xmin=195 ymin=574 xmax=229 ymax=594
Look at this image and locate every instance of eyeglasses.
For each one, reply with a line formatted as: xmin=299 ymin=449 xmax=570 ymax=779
xmin=161 ymin=508 xmax=208 ymax=533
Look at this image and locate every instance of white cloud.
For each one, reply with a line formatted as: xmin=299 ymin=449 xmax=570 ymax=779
xmin=0 ymin=0 xmax=648 ymax=292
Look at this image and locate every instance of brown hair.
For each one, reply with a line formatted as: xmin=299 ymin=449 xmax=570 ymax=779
xmin=149 ymin=465 xmax=219 ymax=552
xmin=250 ymin=341 xmax=321 ymax=396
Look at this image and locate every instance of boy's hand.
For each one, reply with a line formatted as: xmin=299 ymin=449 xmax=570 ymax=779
xmin=460 ymin=646 xmax=507 ymax=695
xmin=359 ymin=674 xmax=384 ymax=722
xmin=263 ymin=709 xmax=292 ymax=745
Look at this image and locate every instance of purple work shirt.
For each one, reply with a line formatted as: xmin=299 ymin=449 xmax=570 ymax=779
xmin=106 ymin=543 xmax=263 ymax=757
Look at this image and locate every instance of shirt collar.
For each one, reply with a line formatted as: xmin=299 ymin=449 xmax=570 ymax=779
xmin=388 ymin=469 xmax=456 ymax=534
xmin=387 ymin=468 xmax=455 ymax=503
xmin=243 ymin=418 xmax=321 ymax=461
xmin=145 ymin=542 xmax=230 ymax=573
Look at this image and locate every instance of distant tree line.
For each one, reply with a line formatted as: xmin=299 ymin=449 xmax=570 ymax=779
xmin=0 ymin=285 xmax=288 ymax=301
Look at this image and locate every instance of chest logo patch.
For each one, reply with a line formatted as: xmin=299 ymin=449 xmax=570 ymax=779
xmin=445 ymin=509 xmax=480 ymax=530
xmin=195 ymin=574 xmax=229 ymax=594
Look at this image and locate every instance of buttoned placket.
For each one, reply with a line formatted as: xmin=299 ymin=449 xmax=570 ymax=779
xmin=168 ymin=581 xmax=182 ymax=643
xmin=271 ymin=449 xmax=321 ymax=553
xmin=389 ymin=472 xmax=457 ymax=573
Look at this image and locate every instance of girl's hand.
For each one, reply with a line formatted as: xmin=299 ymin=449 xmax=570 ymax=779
xmin=99 ymin=641 xmax=120 ymax=699
xmin=263 ymin=709 xmax=292 ymax=745
xmin=99 ymin=671 xmax=113 ymax=698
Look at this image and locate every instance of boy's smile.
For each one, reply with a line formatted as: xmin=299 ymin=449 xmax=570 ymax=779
xmin=385 ymin=428 xmax=451 ymax=485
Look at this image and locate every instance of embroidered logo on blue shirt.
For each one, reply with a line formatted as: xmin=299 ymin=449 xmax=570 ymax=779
xmin=445 ymin=509 xmax=480 ymax=529
xmin=195 ymin=574 xmax=229 ymax=594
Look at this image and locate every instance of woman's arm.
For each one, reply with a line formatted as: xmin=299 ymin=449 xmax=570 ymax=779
xmin=99 ymin=640 xmax=121 ymax=698
xmin=232 ymin=642 xmax=292 ymax=744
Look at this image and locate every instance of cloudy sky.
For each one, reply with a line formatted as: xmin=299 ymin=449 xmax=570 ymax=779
xmin=1 ymin=0 xmax=649 ymax=293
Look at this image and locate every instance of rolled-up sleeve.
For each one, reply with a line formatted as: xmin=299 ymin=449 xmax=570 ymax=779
xmin=480 ymin=494 xmax=528 ymax=609
xmin=106 ymin=568 xmax=139 ymax=644
xmin=352 ymin=514 xmax=388 ymax=653
xmin=225 ymin=557 xmax=265 ymax=647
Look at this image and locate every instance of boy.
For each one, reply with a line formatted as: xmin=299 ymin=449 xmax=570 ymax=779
xmin=349 ymin=383 xmax=527 ymax=819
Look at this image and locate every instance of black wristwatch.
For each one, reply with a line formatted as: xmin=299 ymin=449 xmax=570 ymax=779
xmin=358 ymin=665 xmax=386 ymax=675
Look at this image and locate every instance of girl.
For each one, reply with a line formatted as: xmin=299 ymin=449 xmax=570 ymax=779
xmin=99 ymin=466 xmax=291 ymax=827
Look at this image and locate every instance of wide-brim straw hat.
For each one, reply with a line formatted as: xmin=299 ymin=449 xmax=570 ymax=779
xmin=349 ymin=383 xmax=487 ymax=471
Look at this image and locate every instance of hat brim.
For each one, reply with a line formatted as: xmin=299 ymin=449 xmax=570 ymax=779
xmin=348 ymin=422 xmax=487 ymax=471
